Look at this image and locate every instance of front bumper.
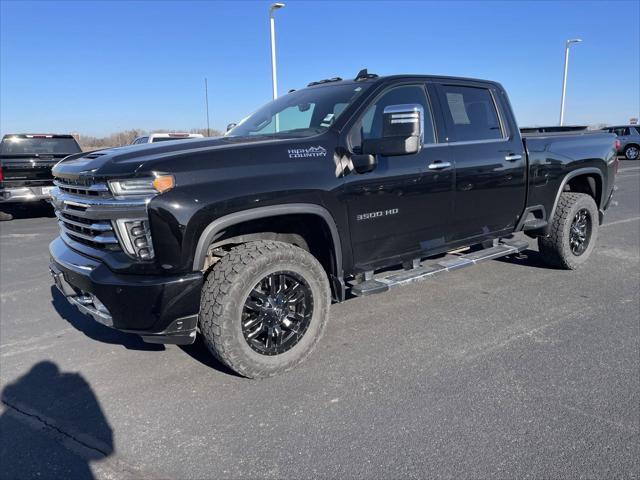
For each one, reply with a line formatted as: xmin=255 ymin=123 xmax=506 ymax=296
xmin=49 ymin=236 xmax=203 ymax=345
xmin=0 ymin=186 xmax=53 ymax=203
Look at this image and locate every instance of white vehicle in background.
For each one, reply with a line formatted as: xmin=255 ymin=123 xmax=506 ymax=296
xmin=131 ymin=133 xmax=204 ymax=144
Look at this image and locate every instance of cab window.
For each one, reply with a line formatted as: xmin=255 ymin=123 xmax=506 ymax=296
xmin=440 ymin=85 xmax=503 ymax=142
xmin=349 ymin=84 xmax=436 ymax=151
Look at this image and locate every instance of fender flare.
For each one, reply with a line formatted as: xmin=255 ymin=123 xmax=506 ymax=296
xmin=192 ymin=203 xmax=343 ymax=275
xmin=548 ymin=167 xmax=604 ymax=224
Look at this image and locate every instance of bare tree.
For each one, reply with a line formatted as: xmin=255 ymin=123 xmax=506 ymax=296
xmin=77 ymin=128 xmax=222 ymax=151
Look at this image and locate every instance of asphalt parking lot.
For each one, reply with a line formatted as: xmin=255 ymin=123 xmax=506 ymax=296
xmin=1 ymin=161 xmax=638 ymax=479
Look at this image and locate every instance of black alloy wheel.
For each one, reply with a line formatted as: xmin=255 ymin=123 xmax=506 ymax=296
xmin=241 ymin=271 xmax=314 ymax=355
xmin=569 ymin=208 xmax=591 ymax=256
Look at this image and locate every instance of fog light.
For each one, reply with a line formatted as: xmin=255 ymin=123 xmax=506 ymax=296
xmin=114 ymin=218 xmax=155 ymax=260
xmin=134 ymin=237 xmax=148 ymax=248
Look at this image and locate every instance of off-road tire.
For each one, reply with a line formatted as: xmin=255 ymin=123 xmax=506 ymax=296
xmin=538 ymin=192 xmax=599 ymax=270
xmin=199 ymin=240 xmax=330 ymax=378
xmin=624 ymin=144 xmax=639 ymax=160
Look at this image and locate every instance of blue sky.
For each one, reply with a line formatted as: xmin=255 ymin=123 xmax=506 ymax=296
xmin=1 ymin=0 xmax=638 ymax=136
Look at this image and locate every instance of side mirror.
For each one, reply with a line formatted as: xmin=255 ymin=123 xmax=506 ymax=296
xmin=362 ymin=104 xmax=423 ymax=156
xmin=226 ymin=123 xmax=237 ymax=132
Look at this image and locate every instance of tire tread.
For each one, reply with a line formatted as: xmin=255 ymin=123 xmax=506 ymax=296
xmin=199 ymin=240 xmax=329 ymax=378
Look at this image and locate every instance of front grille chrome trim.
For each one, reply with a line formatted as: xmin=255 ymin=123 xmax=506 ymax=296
xmin=54 ymin=179 xmax=110 ymax=192
xmin=50 ymin=187 xmax=150 ymax=208
xmin=58 ymin=221 xmax=119 ymax=244
xmin=54 ymin=211 xmax=113 ymax=232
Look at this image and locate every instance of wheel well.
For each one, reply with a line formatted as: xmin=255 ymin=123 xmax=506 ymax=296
xmin=624 ymin=143 xmax=639 ymax=151
xmin=203 ymin=213 xmax=337 ymax=281
xmin=564 ymin=173 xmax=602 ymax=207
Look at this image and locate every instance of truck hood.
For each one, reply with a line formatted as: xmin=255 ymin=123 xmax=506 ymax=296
xmin=51 ymin=136 xmax=298 ymax=179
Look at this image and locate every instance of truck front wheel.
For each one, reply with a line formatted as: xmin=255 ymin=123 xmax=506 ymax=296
xmin=199 ymin=240 xmax=330 ymax=378
xmin=538 ymin=192 xmax=599 ymax=270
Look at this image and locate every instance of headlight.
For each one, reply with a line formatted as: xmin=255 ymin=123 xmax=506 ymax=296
xmin=109 ymin=174 xmax=174 ymax=197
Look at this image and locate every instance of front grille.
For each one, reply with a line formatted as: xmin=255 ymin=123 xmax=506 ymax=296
xmin=53 ymin=178 xmax=110 ymax=198
xmin=50 ymin=172 xmax=152 ymax=257
xmin=55 ymin=211 xmax=119 ymax=250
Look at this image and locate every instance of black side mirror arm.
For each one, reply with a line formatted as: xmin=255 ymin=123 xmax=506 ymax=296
xmin=351 ymin=154 xmax=378 ymax=174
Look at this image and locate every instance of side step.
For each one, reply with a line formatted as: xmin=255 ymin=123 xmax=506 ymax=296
xmin=522 ymin=218 xmax=548 ymax=231
xmin=350 ymin=240 xmax=528 ymax=297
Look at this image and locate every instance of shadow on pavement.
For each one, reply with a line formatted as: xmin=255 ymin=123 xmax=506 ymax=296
xmin=1 ymin=201 xmax=56 ymax=220
xmin=0 ymin=361 xmax=113 ymax=479
xmin=50 ymin=286 xmax=165 ymax=351
xmin=496 ymin=249 xmax=562 ymax=270
xmin=179 ymin=337 xmax=243 ymax=377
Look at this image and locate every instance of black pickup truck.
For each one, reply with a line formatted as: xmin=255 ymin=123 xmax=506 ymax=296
xmin=49 ymin=71 xmax=618 ymax=378
xmin=1 ymin=133 xmax=82 ymax=219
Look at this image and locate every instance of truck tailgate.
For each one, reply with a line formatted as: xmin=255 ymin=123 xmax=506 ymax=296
xmin=1 ymin=156 xmax=61 ymax=185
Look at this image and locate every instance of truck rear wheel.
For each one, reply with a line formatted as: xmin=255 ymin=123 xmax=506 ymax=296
xmin=199 ymin=240 xmax=330 ymax=378
xmin=538 ymin=192 xmax=599 ymax=270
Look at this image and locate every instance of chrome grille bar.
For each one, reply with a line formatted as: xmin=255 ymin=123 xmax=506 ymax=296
xmin=53 ymin=179 xmax=110 ymax=198
xmin=58 ymin=221 xmax=119 ymax=244
xmin=54 ymin=211 xmax=113 ymax=232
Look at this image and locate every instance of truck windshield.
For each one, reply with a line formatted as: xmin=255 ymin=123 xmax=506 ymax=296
xmin=226 ymin=82 xmax=370 ymax=138
xmin=0 ymin=136 xmax=82 ymax=155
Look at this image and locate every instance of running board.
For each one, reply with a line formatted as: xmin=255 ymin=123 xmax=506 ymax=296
xmin=350 ymin=240 xmax=528 ymax=297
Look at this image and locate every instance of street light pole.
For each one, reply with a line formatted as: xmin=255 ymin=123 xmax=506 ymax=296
xmin=204 ymin=77 xmax=210 ymax=137
xmin=559 ymin=38 xmax=582 ymax=126
xmin=269 ymin=3 xmax=285 ymax=101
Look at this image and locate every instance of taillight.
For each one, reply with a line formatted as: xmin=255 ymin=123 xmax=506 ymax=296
xmin=0 ymin=165 xmax=4 ymax=182
xmin=614 ymin=139 xmax=621 ymax=151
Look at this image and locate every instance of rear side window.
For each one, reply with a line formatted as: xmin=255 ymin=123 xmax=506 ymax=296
xmin=440 ymin=85 xmax=503 ymax=142
xmin=152 ymin=136 xmax=192 ymax=143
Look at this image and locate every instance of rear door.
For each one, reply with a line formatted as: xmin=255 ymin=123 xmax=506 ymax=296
xmin=435 ymin=83 xmax=526 ymax=243
xmin=341 ymin=83 xmax=454 ymax=269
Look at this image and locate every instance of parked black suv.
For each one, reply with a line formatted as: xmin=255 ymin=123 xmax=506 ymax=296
xmin=49 ymin=71 xmax=618 ymax=377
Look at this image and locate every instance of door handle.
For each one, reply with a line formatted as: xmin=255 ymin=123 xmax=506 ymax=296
xmin=428 ymin=161 xmax=452 ymax=170
xmin=505 ymin=154 xmax=522 ymax=162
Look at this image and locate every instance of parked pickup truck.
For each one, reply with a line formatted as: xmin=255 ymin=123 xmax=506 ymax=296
xmin=49 ymin=71 xmax=618 ymax=378
xmin=1 ymin=134 xmax=82 ymax=219
xmin=131 ymin=132 xmax=204 ymax=145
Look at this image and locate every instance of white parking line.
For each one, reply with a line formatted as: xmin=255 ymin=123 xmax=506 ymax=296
xmin=602 ymin=216 xmax=640 ymax=228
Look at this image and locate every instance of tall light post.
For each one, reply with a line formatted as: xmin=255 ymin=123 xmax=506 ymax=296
xmin=559 ymin=38 xmax=582 ymax=126
xmin=269 ymin=3 xmax=285 ymax=101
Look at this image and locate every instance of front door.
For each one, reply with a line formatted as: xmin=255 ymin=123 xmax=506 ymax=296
xmin=435 ymin=83 xmax=526 ymax=243
xmin=341 ymin=83 xmax=454 ymax=270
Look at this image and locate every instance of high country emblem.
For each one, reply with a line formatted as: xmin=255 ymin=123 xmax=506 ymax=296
xmin=288 ymin=146 xmax=327 ymax=159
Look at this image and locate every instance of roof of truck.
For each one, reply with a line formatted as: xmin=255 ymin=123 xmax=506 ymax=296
xmin=148 ymin=132 xmax=204 ymax=138
xmin=302 ymin=71 xmax=502 ymax=91
xmin=2 ymin=133 xmax=76 ymax=138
